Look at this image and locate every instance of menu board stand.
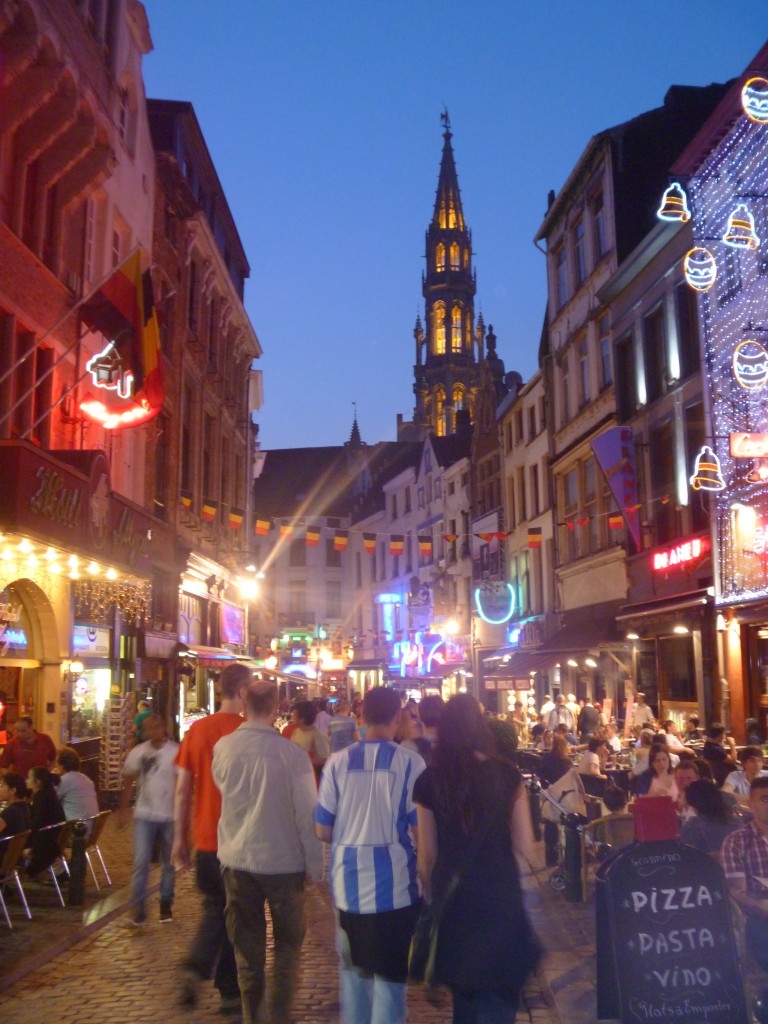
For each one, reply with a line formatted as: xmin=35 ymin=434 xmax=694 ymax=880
xmin=596 ymin=839 xmax=748 ymax=1023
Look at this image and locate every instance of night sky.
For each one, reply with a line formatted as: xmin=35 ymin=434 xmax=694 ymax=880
xmin=142 ymin=2 xmax=764 ymax=450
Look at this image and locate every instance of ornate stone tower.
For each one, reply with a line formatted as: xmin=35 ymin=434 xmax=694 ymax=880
xmin=412 ymin=113 xmax=481 ymax=437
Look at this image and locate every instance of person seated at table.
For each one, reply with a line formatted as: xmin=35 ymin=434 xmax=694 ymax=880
xmin=722 ymin=745 xmax=766 ymax=809
xmin=585 ymin=783 xmax=634 ymax=851
xmin=554 ymin=721 xmax=578 ymax=748
xmin=745 ymin=717 xmax=764 ymax=747
xmin=674 ymin=759 xmax=701 ymax=824
xmin=604 ymin=722 xmax=622 ymax=756
xmin=633 ymin=743 xmax=678 ymax=801
xmin=55 ymin=747 xmax=99 ymax=825
xmin=702 ymin=724 xmax=737 ymax=787
xmin=631 ymin=729 xmax=657 ymax=776
xmin=25 ymin=766 xmax=65 ymax=879
xmin=683 ymin=715 xmax=705 ymax=743
xmin=680 ymin=779 xmax=740 ymax=860
xmin=0 ymin=771 xmax=31 ymax=836
xmin=577 ymin=736 xmax=609 ymax=778
xmin=662 ymin=720 xmax=696 ymax=757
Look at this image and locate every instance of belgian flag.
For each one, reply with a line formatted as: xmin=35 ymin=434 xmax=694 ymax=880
xmin=80 ymin=250 xmax=164 ymax=411
xmin=228 ymin=507 xmax=245 ymax=530
xmin=527 ymin=527 xmax=542 ymax=549
xmin=202 ymin=500 xmax=218 ymax=523
xmin=255 ymin=518 xmax=270 ymax=536
xmin=179 ymin=490 xmax=192 ymax=511
xmin=363 ymin=533 xmax=376 ymax=555
xmin=334 ymin=530 xmax=349 ymax=552
xmin=306 ymin=526 xmax=320 ymax=547
xmin=418 ymin=535 xmax=432 ymax=559
xmin=280 ymin=524 xmax=294 ymax=540
xmin=389 ymin=535 xmax=404 ymax=556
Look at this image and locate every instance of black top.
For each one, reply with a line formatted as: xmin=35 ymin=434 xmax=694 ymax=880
xmin=414 ymin=759 xmax=540 ymax=999
xmin=0 ymin=800 xmax=31 ymax=837
xmin=578 ymin=704 xmax=600 ymax=739
xmin=28 ymin=788 xmax=65 ymax=876
xmin=702 ymin=740 xmax=732 ymax=787
xmin=539 ymin=751 xmax=572 ymax=786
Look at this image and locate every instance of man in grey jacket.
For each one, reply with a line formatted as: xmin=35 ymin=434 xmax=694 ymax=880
xmin=212 ymin=679 xmax=323 ymax=1024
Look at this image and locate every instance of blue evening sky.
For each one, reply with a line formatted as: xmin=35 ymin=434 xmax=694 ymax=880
xmin=142 ymin=2 xmax=764 ymax=450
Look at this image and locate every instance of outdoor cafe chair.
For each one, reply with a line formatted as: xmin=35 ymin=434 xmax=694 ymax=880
xmin=0 ymin=829 xmax=32 ymax=928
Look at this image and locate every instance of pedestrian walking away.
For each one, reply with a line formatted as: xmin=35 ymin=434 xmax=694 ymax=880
xmin=173 ymin=662 xmax=249 ymax=1015
xmin=212 ymin=679 xmax=323 ymax=1024
xmin=315 ymin=685 xmax=426 ymax=1024
xmin=118 ymin=713 xmax=178 ymax=927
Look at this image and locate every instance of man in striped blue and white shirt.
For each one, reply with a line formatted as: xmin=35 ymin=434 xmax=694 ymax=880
xmin=315 ymin=686 xmax=425 ymax=1024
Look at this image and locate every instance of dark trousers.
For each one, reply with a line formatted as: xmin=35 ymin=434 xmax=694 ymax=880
xmin=452 ymin=988 xmax=519 ymax=1024
xmin=182 ymin=850 xmax=238 ymax=998
xmin=746 ymin=914 xmax=768 ymax=973
xmin=223 ymin=867 xmax=306 ymax=1024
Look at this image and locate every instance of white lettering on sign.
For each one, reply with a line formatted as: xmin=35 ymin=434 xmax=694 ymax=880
xmin=630 ymin=885 xmax=713 ymax=913
xmin=638 ymin=928 xmax=715 ymax=955
xmin=731 ymin=432 xmax=768 ymax=458
xmin=652 ymin=538 xmax=703 ymax=572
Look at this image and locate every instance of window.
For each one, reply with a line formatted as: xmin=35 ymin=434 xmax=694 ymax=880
xmin=685 ymin=402 xmax=707 ymax=533
xmin=561 ymin=467 xmax=578 ymax=562
xmin=592 ymin=190 xmax=607 ymax=257
xmin=326 ymin=581 xmax=342 ymax=619
xmin=615 ymin=331 xmax=637 ymax=421
xmin=451 ymin=307 xmax=462 ymax=352
xmin=599 ymin=315 xmax=612 ymax=387
xmin=435 ymin=242 xmax=445 ymax=272
xmin=188 ymin=260 xmax=198 ymax=329
xmin=578 ymin=336 xmax=590 ymax=406
xmin=355 ymin=553 xmax=362 ymax=588
xmin=288 ymin=581 xmax=306 ymax=616
xmin=528 ymin=405 xmax=537 ymax=441
xmin=643 ymin=306 xmax=666 ymax=404
xmin=289 ymin=539 xmax=306 ymax=567
xmin=447 ymin=481 xmax=455 ymax=496
xmin=207 ymin=295 xmax=218 ymax=365
xmin=453 ymin=385 xmax=464 ymax=411
xmin=560 ymin=355 xmax=571 ymax=425
xmin=434 ymin=305 xmax=446 ymax=354
xmin=555 ymin=244 xmax=568 ymax=308
xmin=391 ymin=494 xmax=398 ymax=520
xmin=450 ymin=241 xmax=460 ymax=270
xmin=405 ymin=534 xmax=413 ymax=573
xmin=517 ymin=467 xmax=527 ymax=522
xmin=435 ymin=389 xmax=446 ymax=436
xmin=0 ymin=315 xmax=54 ymax=446
xmin=574 ymin=218 xmax=587 ymax=285
xmin=418 ymin=487 xmax=425 ymax=509
xmin=326 ymin=539 xmax=341 ymax=568
xmin=181 ymin=383 xmax=194 ymax=491
xmin=202 ymin=413 xmax=215 ymax=496
xmin=507 ymin=478 xmax=516 ymax=529
xmin=675 ymin=283 xmax=700 ymax=381
xmin=530 ymin=464 xmax=540 ymax=517
xmin=404 ymin=486 xmax=411 ymax=513
xmin=583 ymin=458 xmax=598 ymax=553
xmin=650 ymin=419 xmax=676 ymax=544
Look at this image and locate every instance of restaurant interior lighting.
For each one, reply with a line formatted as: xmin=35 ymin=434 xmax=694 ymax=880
xmin=673 ymin=624 xmax=689 ymax=634
xmin=626 ymin=632 xmax=640 ymax=640
xmin=585 ymin=657 xmax=597 ymax=668
xmin=567 ymin=659 xmax=578 ymax=667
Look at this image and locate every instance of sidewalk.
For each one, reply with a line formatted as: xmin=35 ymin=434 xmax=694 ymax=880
xmin=0 ymin=821 xmax=600 ymax=1023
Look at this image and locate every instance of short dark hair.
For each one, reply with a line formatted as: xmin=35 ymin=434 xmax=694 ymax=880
xmin=244 ymin=682 xmax=278 ymax=718
xmin=16 ymin=716 xmax=33 ymax=729
xmin=688 ymin=715 xmax=700 ymax=727
xmin=708 ymin=723 xmax=726 ymax=740
xmin=1 ymin=771 xmax=27 ymax=799
xmin=751 ymin=776 xmax=768 ymax=795
xmin=57 ymin=747 xmax=81 ymax=773
xmin=220 ymin=663 xmax=251 ymax=699
xmin=418 ymin=695 xmax=444 ymax=729
xmin=603 ymin=784 xmax=627 ymax=813
xmin=740 ymin=745 xmax=764 ymax=766
xmin=674 ymin=759 xmax=700 ymax=777
xmin=363 ymin=687 xmax=401 ymax=726
xmin=295 ymin=701 xmax=317 ymax=726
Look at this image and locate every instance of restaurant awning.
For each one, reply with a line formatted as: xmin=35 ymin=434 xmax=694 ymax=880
xmin=484 ymin=601 xmax=626 ymax=673
xmin=179 ymin=644 xmax=238 ymax=668
xmin=616 ymin=589 xmax=711 ymax=622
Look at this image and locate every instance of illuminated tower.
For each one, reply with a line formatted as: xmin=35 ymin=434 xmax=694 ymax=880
xmin=413 ymin=113 xmax=480 ymax=437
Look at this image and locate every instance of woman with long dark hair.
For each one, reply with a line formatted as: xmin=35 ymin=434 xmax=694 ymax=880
xmin=680 ymin=779 xmax=740 ymax=858
xmin=26 ymin=765 xmax=65 ymax=878
xmin=413 ymin=694 xmax=541 ymax=1023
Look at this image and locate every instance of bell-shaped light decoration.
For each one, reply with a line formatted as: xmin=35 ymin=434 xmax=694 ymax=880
xmin=657 ymin=182 xmax=691 ymax=222
xmin=689 ymin=445 xmax=725 ymax=493
xmin=723 ymin=204 xmax=760 ymax=250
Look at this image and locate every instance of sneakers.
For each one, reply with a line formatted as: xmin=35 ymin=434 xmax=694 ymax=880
xmin=159 ymin=901 xmax=173 ymax=923
xmin=118 ymin=914 xmax=146 ymax=929
xmin=219 ymin=994 xmax=241 ymax=1016
xmin=178 ymin=970 xmax=199 ymax=1009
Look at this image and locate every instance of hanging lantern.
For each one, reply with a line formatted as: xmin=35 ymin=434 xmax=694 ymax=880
xmin=657 ymin=182 xmax=691 ymax=222
xmin=723 ymin=204 xmax=760 ymax=250
xmin=742 ymin=77 xmax=768 ymax=124
xmin=683 ymin=247 xmax=717 ymax=291
xmin=689 ymin=446 xmax=725 ymax=492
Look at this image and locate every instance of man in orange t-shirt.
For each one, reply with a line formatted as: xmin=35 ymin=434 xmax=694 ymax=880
xmin=173 ymin=662 xmax=250 ymax=1014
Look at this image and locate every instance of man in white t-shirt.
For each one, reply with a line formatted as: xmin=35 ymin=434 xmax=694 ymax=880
xmin=631 ymin=693 xmax=656 ymax=731
xmin=119 ymin=714 xmax=178 ymax=926
xmin=662 ymin=720 xmax=696 ymax=757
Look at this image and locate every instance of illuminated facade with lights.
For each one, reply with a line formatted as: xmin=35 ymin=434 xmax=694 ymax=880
xmin=669 ymin=42 xmax=768 ymax=737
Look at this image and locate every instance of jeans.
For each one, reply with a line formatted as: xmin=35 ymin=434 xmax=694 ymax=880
xmin=451 ymin=988 xmax=518 ymax=1024
xmin=131 ymin=817 xmax=175 ymax=918
xmin=182 ymin=850 xmax=238 ymax=998
xmin=336 ymin=924 xmax=408 ymax=1024
xmin=223 ymin=868 xmax=306 ymax=1024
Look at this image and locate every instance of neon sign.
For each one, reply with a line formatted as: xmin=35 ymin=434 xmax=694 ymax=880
xmin=733 ymin=339 xmax=768 ymax=391
xmin=79 ymin=395 xmax=159 ymax=430
xmin=474 ymin=583 xmax=515 ymax=624
xmin=730 ymin=433 xmax=768 ymax=458
xmin=689 ymin=446 xmax=725 ymax=492
xmin=742 ymin=77 xmax=768 ymax=123
xmin=652 ymin=537 xmax=707 ymax=572
xmin=683 ymin=247 xmax=717 ymax=292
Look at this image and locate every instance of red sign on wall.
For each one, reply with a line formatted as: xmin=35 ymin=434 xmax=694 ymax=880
xmin=651 ymin=536 xmax=709 ymax=572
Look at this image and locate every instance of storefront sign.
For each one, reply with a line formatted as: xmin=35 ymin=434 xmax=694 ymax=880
xmin=730 ymin=431 xmax=768 ymax=458
xmin=651 ymin=537 xmax=708 ymax=571
xmin=72 ymin=625 xmax=111 ymax=658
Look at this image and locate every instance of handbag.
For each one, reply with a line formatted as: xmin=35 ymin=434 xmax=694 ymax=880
xmin=408 ymin=811 xmax=495 ymax=984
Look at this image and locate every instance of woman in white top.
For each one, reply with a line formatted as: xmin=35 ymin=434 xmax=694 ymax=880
xmin=577 ymin=737 xmax=608 ymax=778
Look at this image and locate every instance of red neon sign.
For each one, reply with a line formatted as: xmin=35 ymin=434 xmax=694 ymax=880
xmin=652 ymin=537 xmax=708 ymax=571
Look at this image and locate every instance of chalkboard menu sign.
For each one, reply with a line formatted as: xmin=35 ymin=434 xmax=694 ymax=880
xmin=598 ymin=839 xmax=747 ymax=1024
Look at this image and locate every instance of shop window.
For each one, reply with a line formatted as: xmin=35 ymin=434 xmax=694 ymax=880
xmin=658 ymin=635 xmax=696 ymax=703
xmin=325 ymin=539 xmax=341 ymax=568
xmin=289 ymin=540 xmax=306 ymax=567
